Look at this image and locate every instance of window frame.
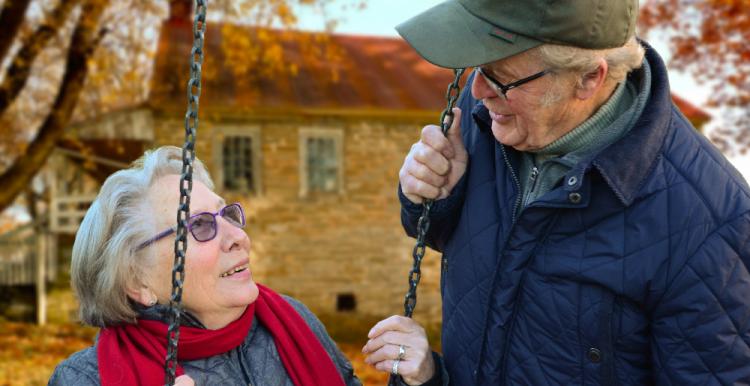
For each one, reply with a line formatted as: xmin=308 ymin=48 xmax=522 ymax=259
xmin=298 ymin=127 xmax=344 ymax=197
xmin=213 ymin=126 xmax=263 ymax=195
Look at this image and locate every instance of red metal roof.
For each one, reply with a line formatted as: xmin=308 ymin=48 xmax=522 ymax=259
xmin=150 ymin=20 xmax=711 ymax=123
xmin=672 ymin=94 xmax=711 ymax=122
xmin=150 ymin=23 xmax=459 ymax=113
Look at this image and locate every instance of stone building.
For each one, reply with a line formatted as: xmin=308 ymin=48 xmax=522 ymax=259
xmin=17 ymin=1 xmax=711 ymax=326
xmin=48 ymin=1 xmax=460 ymax=326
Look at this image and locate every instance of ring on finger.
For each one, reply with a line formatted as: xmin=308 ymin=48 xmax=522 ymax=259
xmin=391 ymin=358 xmax=400 ymax=375
xmin=397 ymin=344 xmax=406 ymax=361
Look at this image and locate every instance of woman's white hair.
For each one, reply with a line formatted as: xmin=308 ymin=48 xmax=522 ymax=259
xmin=71 ymin=146 xmax=213 ymax=327
xmin=532 ymin=36 xmax=645 ymax=89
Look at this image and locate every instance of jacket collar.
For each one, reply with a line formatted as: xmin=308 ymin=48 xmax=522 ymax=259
xmin=591 ymin=42 xmax=673 ymax=206
xmin=136 ymin=302 xmax=207 ymax=328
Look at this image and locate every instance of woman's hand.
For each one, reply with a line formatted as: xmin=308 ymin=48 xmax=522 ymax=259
xmin=362 ymin=315 xmax=435 ymax=385
xmin=175 ymin=375 xmax=195 ymax=386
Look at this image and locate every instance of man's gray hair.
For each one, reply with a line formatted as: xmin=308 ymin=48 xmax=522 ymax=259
xmin=533 ymin=36 xmax=645 ymax=88
xmin=71 ymin=146 xmax=214 ymax=327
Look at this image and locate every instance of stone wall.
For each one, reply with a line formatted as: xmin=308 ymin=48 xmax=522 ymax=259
xmin=152 ymin=111 xmax=444 ymax=328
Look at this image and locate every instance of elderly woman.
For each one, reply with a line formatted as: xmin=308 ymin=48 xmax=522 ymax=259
xmin=47 ymin=146 xmax=439 ymax=386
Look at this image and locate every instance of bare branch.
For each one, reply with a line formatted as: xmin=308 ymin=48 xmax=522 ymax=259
xmin=0 ymin=0 xmax=107 ymax=213
xmin=0 ymin=0 xmax=80 ymax=116
xmin=0 ymin=0 xmax=33 ymax=60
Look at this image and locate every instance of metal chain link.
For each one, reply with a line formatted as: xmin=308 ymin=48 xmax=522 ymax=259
xmin=164 ymin=1 xmax=207 ymax=385
xmin=388 ymin=68 xmax=464 ymax=386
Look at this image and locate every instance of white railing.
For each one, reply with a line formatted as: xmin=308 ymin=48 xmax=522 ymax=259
xmin=0 ymin=223 xmax=58 ymax=324
xmin=0 ymin=224 xmax=57 ymax=286
xmin=49 ymin=194 xmax=96 ymax=234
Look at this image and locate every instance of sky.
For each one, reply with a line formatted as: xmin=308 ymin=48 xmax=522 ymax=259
xmin=293 ymin=0 xmax=750 ymax=180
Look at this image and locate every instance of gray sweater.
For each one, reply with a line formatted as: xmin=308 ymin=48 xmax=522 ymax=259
xmin=48 ymin=296 xmax=361 ymax=386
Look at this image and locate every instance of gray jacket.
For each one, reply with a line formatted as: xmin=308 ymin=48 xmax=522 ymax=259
xmin=48 ymin=296 xmax=361 ymax=386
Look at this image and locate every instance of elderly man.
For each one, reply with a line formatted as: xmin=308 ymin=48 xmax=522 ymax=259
xmin=395 ymin=0 xmax=750 ymax=384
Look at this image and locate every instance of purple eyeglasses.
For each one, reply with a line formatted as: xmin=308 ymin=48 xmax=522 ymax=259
xmin=136 ymin=203 xmax=246 ymax=251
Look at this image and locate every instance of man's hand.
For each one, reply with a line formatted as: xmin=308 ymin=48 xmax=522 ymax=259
xmin=175 ymin=375 xmax=195 ymax=386
xmin=399 ymin=108 xmax=468 ymax=204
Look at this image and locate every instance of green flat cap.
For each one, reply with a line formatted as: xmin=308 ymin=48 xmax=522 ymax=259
xmin=396 ymin=0 xmax=638 ymax=69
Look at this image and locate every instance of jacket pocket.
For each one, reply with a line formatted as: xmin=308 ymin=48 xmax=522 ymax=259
xmin=580 ymin=285 xmax=619 ymax=386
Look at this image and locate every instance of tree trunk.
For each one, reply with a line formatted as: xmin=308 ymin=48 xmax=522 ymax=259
xmin=0 ymin=0 xmax=107 ymax=213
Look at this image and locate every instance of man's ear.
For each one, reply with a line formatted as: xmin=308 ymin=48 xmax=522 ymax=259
xmin=576 ymin=57 xmax=609 ymax=100
xmin=126 ymin=285 xmax=158 ymax=307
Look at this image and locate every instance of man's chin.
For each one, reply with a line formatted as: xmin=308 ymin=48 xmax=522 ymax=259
xmin=491 ymin=125 xmax=527 ymax=150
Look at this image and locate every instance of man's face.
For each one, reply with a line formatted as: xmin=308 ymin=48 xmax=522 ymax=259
xmin=471 ymin=51 xmax=579 ymax=151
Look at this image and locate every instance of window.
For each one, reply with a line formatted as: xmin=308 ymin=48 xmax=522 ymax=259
xmin=299 ymin=128 xmax=343 ymax=196
xmin=214 ymin=127 xmax=261 ymax=194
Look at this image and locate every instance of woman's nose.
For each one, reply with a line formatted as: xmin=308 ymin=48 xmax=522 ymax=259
xmin=219 ymin=217 xmax=250 ymax=252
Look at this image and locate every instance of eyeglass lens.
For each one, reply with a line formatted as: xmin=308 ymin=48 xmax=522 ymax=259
xmin=188 ymin=204 xmax=245 ymax=242
xmin=221 ymin=204 xmax=245 ymax=227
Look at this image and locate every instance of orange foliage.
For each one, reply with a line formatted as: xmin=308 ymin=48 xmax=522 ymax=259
xmin=640 ymin=0 xmax=750 ymax=154
xmin=0 ymin=321 xmax=389 ymax=385
xmin=0 ymin=321 xmax=97 ymax=385
xmin=0 ymin=0 xmax=366 ymax=212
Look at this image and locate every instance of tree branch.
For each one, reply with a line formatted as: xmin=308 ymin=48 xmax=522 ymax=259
xmin=0 ymin=0 xmax=33 ymax=61
xmin=0 ymin=0 xmax=107 ymax=213
xmin=0 ymin=0 xmax=80 ymax=116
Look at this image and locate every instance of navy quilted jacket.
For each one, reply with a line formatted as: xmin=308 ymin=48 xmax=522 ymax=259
xmin=400 ymin=44 xmax=750 ymax=385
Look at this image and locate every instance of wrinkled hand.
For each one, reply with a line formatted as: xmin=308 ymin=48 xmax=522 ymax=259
xmin=399 ymin=107 xmax=467 ymax=204
xmin=362 ymin=315 xmax=435 ymax=385
xmin=175 ymin=375 xmax=195 ymax=386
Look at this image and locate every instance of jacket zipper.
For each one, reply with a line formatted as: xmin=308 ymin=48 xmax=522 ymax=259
xmin=501 ymin=146 xmax=521 ymax=224
xmin=474 ymin=145 xmax=522 ymax=383
xmin=524 ymin=166 xmax=540 ymax=207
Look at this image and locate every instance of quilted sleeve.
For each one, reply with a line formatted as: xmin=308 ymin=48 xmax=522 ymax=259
xmin=398 ymin=175 xmax=467 ymax=252
xmin=398 ymin=78 xmax=475 ymax=253
xmin=651 ymin=212 xmax=750 ymax=384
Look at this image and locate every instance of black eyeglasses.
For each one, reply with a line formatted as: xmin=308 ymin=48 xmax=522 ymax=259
xmin=476 ymin=67 xmax=551 ymax=99
xmin=136 ymin=203 xmax=246 ymax=251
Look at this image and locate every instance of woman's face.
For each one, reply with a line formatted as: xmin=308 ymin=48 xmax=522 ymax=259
xmin=142 ymin=174 xmax=258 ymax=329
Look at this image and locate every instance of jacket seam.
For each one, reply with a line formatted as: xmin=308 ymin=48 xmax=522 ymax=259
xmin=650 ymin=210 xmax=750 ymax=311
xmin=670 ymin=310 xmax=724 ymax=384
xmin=55 ymin=363 xmax=100 ymax=384
xmin=670 ymin=105 xmax=750 ymax=203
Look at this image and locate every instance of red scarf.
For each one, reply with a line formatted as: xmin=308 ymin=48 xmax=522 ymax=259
xmin=97 ymin=284 xmax=346 ymax=386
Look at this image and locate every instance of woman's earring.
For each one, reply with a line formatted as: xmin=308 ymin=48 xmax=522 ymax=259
xmin=148 ymin=293 xmax=158 ymax=307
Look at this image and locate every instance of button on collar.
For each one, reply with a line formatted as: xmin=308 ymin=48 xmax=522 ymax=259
xmin=568 ymin=192 xmax=582 ymax=204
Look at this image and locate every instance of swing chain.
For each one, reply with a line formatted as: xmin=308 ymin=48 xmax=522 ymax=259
xmin=389 ymin=68 xmax=463 ymax=386
xmin=164 ymin=1 xmax=207 ymax=385
xmin=402 ymin=68 xmax=464 ymax=319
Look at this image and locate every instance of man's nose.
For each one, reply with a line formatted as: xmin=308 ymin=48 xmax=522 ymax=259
xmin=471 ymin=70 xmax=499 ymax=100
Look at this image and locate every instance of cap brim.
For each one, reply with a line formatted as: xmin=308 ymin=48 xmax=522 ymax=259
xmin=396 ymin=1 xmax=542 ymax=69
